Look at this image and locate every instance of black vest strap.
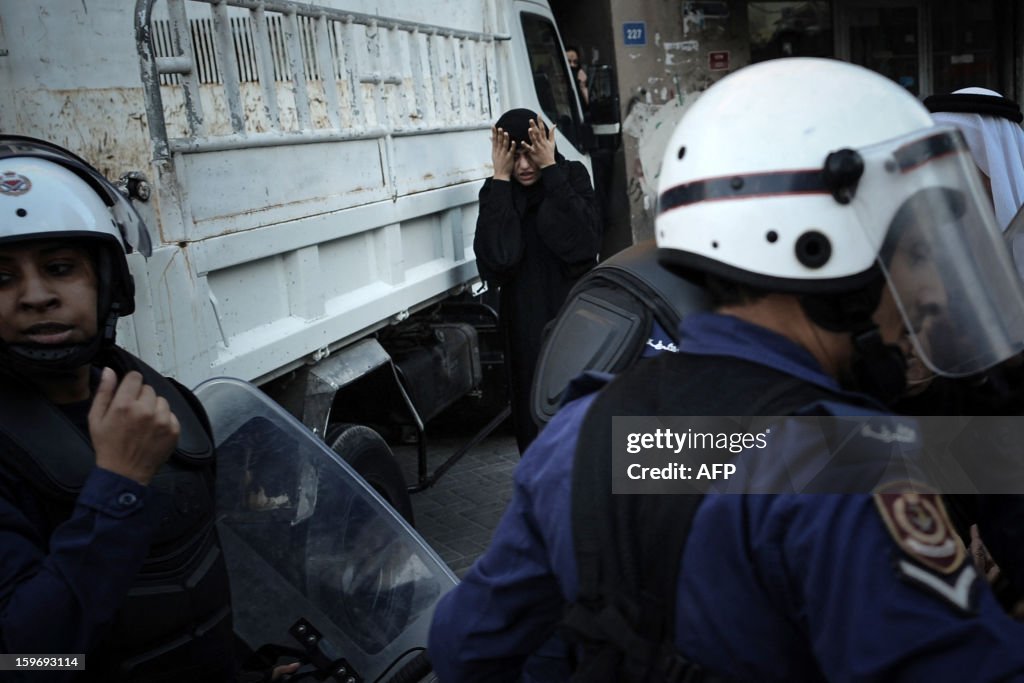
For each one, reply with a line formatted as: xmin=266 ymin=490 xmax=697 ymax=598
xmin=565 ymin=352 xmax=852 ymax=682
xmin=0 ymin=347 xmax=212 ymax=498
xmin=0 ymin=377 xmax=94 ymax=496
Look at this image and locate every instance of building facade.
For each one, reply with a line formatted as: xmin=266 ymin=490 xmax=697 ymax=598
xmin=551 ymin=0 xmax=1023 ymax=243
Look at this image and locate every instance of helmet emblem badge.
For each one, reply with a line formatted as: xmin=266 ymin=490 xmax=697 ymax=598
xmin=0 ymin=171 xmax=32 ymax=196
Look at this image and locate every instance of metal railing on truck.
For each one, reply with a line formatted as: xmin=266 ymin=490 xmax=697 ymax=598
xmin=135 ymin=0 xmax=510 ymax=160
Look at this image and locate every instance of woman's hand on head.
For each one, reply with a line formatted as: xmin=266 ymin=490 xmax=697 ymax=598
xmin=523 ymin=118 xmax=557 ymax=169
xmin=491 ymin=126 xmax=515 ymax=181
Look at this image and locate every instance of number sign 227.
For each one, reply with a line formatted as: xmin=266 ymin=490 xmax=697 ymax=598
xmin=623 ymin=22 xmax=647 ymax=46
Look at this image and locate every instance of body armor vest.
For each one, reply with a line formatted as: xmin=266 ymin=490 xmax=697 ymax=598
xmin=564 ymin=352 xmax=851 ymax=683
xmin=0 ymin=347 xmax=235 ymax=682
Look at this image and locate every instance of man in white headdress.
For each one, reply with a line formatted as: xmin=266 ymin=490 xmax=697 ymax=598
xmin=925 ymin=87 xmax=1024 ymax=230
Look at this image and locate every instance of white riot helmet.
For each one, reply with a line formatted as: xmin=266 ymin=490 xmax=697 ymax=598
xmin=0 ymin=135 xmax=152 ymax=374
xmin=656 ymin=58 xmax=1024 ymax=381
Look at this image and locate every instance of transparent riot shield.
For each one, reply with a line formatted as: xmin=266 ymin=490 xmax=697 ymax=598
xmin=194 ymin=377 xmax=457 ymax=682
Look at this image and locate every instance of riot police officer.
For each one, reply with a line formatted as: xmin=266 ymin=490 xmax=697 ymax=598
xmin=428 ymin=59 xmax=1024 ymax=681
xmin=0 ymin=136 xmax=240 ymax=681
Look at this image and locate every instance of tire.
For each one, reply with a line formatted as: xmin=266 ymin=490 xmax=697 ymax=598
xmin=325 ymin=423 xmax=415 ymax=526
xmin=310 ymin=423 xmax=416 ymax=655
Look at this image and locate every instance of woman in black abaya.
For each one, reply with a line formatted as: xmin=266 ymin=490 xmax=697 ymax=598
xmin=473 ymin=108 xmax=602 ymax=453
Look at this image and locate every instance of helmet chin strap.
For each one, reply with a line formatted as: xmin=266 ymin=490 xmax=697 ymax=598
xmin=799 ymin=280 xmax=908 ymax=404
xmin=844 ymin=326 xmax=908 ymax=404
xmin=3 ymin=336 xmax=102 ymax=378
xmin=0 ymin=303 xmax=120 ymax=380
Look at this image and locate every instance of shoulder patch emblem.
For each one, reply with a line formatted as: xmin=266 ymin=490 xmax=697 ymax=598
xmin=873 ymin=482 xmax=965 ymax=575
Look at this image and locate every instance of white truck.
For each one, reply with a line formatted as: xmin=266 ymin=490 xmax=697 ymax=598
xmin=1 ymin=0 xmax=601 ymax=515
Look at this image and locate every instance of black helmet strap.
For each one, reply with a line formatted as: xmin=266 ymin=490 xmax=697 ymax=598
xmin=800 ymin=276 xmax=908 ymax=403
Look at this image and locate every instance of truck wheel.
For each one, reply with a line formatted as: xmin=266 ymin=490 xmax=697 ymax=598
xmin=325 ymin=423 xmax=415 ymax=526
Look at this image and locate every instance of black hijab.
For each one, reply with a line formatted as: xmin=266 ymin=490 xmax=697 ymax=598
xmin=494 ymin=108 xmax=564 ymax=207
xmin=495 ymin=108 xmax=539 ymax=147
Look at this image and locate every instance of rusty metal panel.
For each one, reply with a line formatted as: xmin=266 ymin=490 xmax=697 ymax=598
xmin=390 ymin=129 xmax=494 ymax=196
xmin=142 ymin=0 xmax=504 ymax=148
xmin=176 ymin=137 xmax=389 ymax=236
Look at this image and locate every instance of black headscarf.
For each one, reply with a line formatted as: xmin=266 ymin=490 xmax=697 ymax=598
xmin=493 ymin=108 xmax=564 ymax=204
xmin=495 ymin=108 xmax=539 ymax=147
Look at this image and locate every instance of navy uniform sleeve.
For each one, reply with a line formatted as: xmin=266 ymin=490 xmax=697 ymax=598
xmin=535 ymin=161 xmax=602 ymax=266
xmin=969 ymin=494 xmax=1024 ymax=600
xmin=0 ymin=467 xmax=159 ymax=675
xmin=473 ymin=178 xmax=524 ymax=285
xmin=428 ymin=395 xmax=590 ymax=682
xmin=777 ymin=493 xmax=1024 ymax=680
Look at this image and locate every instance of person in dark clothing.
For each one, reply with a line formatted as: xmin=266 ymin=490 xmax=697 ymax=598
xmin=474 ymin=108 xmax=601 ymax=452
xmin=0 ymin=136 xmax=296 ymax=682
xmin=565 ymin=46 xmax=589 ymax=108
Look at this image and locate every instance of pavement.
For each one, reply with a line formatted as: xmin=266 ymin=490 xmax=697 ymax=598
xmin=396 ymin=416 xmax=520 ymax=577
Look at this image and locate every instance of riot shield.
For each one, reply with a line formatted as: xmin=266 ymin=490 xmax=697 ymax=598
xmin=195 ymin=377 xmax=457 ymax=682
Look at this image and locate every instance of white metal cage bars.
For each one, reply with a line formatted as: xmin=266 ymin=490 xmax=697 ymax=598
xmin=135 ymin=0 xmax=510 ymax=158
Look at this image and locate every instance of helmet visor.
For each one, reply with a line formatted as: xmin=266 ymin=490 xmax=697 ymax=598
xmin=863 ymin=129 xmax=1024 ymax=376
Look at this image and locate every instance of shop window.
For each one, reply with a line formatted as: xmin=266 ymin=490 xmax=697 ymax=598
xmin=845 ymin=4 xmax=920 ymax=94
xmin=748 ymin=2 xmax=833 ymax=62
xmin=930 ymin=0 xmax=997 ymax=95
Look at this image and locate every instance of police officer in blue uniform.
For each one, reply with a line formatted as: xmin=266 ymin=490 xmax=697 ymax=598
xmin=428 ymin=59 xmax=1024 ymax=681
xmin=0 ymin=137 xmax=242 ymax=682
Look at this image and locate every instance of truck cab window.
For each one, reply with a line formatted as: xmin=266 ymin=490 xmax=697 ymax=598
xmin=521 ymin=13 xmax=582 ymax=150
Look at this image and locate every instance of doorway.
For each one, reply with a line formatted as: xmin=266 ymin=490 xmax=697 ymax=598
xmin=835 ymin=0 xmax=929 ymax=95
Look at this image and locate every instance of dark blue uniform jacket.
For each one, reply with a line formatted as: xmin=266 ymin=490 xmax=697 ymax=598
xmin=428 ymin=312 xmax=1024 ymax=682
xmin=0 ymin=465 xmax=157 ymax=670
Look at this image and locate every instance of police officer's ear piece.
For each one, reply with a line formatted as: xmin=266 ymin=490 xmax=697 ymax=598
xmin=823 ymin=149 xmax=864 ymax=205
